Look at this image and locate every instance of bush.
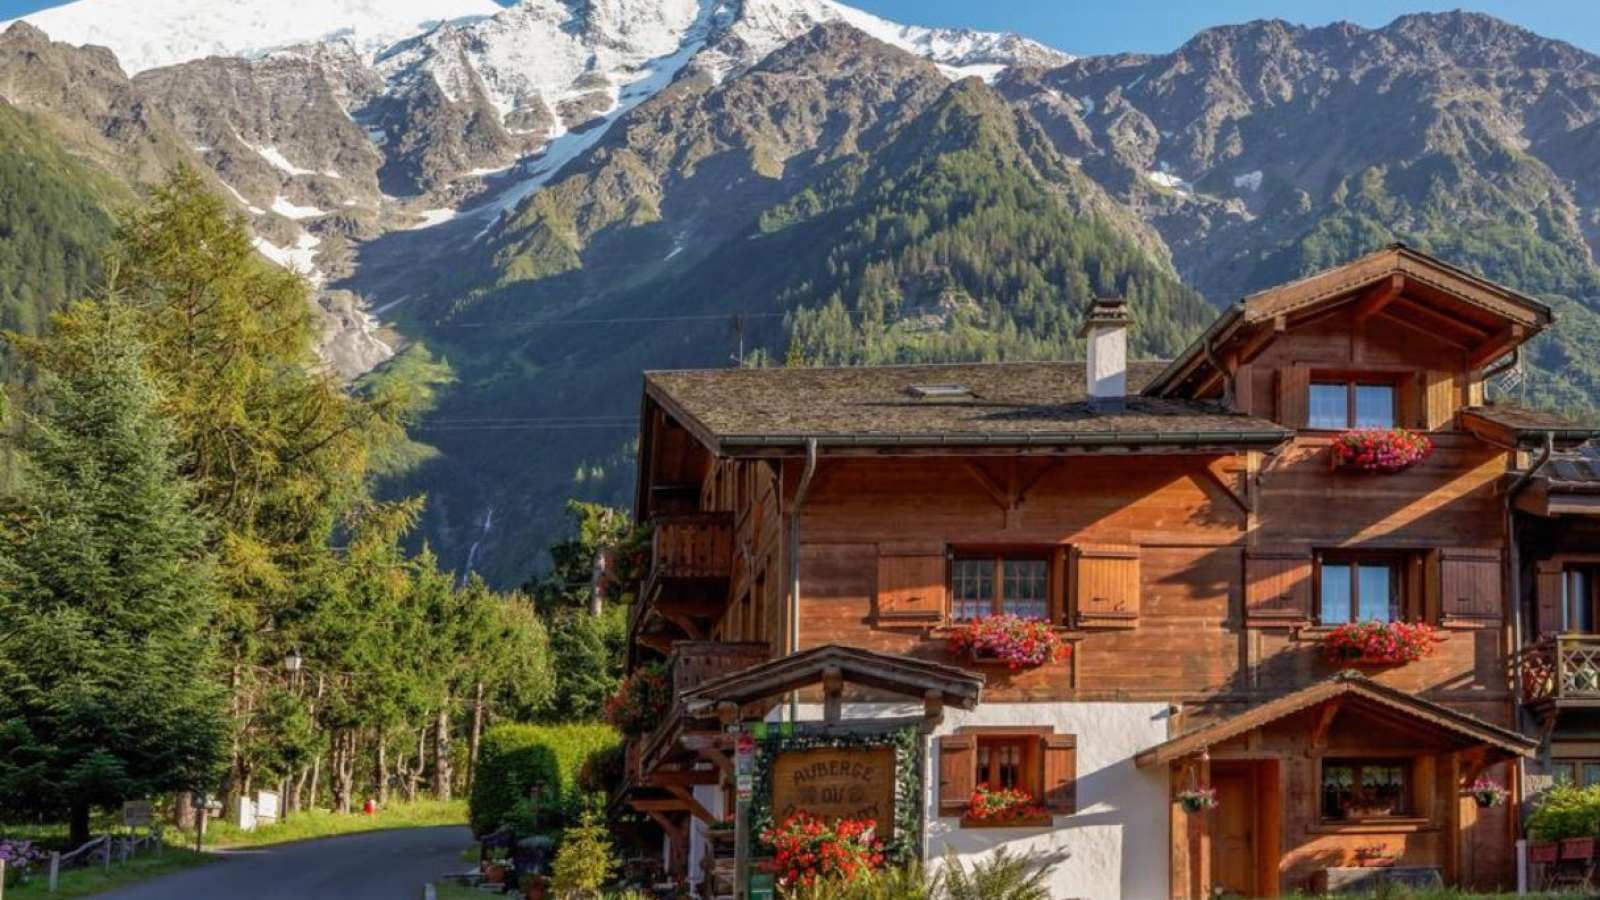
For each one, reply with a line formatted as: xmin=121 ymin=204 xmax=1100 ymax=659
xmin=469 ymin=723 xmax=620 ymax=837
xmin=551 ymin=812 xmax=616 ymax=898
xmin=1529 ymin=783 xmax=1600 ymax=841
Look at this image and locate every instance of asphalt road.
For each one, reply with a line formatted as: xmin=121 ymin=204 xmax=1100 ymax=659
xmin=97 ymin=825 xmax=473 ymax=900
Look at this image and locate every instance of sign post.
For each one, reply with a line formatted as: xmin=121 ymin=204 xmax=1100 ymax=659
xmin=734 ymin=729 xmax=756 ymax=900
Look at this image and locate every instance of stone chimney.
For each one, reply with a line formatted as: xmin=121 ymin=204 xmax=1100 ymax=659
xmin=1080 ymin=297 xmax=1132 ymax=412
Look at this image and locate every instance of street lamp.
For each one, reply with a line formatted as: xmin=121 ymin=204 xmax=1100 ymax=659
xmin=285 ymin=646 xmax=304 ymax=686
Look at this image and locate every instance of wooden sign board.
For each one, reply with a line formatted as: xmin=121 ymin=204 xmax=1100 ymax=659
xmin=123 ymin=801 xmax=155 ymax=828
xmin=771 ymin=747 xmax=896 ymax=838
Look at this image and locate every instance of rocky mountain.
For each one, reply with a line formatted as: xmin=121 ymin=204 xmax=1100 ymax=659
xmin=1 ymin=3 xmax=1598 ymax=583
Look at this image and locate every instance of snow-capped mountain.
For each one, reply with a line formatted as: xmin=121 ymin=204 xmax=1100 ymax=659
xmin=1 ymin=0 xmax=501 ymax=75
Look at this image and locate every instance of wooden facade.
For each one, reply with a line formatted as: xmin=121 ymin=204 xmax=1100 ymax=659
xmin=619 ymin=246 xmax=1599 ymax=898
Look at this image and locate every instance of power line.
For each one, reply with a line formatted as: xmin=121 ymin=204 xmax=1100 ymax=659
xmin=429 ymin=311 xmax=793 ymax=328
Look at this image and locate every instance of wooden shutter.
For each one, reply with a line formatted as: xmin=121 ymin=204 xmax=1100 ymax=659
xmin=1074 ymin=544 xmax=1140 ymax=628
xmin=1245 ymin=546 xmax=1312 ymax=625
xmin=1425 ymin=370 xmax=1457 ymax=431
xmin=1537 ymin=561 xmax=1567 ymax=635
xmin=1277 ymin=364 xmax=1310 ymax=429
xmin=936 ymin=734 xmax=976 ymax=815
xmin=1439 ymin=548 xmax=1502 ymax=626
xmin=1041 ymin=734 xmax=1078 ymax=814
xmin=876 ymin=545 xmax=945 ymax=622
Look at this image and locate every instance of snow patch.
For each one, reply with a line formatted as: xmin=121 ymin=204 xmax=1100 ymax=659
xmin=409 ymin=208 xmax=459 ymax=230
xmin=1233 ymin=170 xmax=1264 ymax=192
xmin=1145 ymin=167 xmax=1195 ymax=196
xmin=271 ymin=196 xmax=326 ymax=220
xmin=253 ymin=232 xmax=323 ymax=285
xmin=252 ymin=144 xmax=318 ymax=177
xmin=936 ymin=63 xmax=1007 ymax=83
xmin=220 ymin=181 xmax=266 ymax=216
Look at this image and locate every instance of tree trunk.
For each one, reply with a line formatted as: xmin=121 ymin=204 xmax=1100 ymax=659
xmin=467 ymin=681 xmax=485 ymax=789
xmin=70 ymin=801 xmax=91 ymax=847
xmin=375 ymin=732 xmax=389 ymax=807
xmin=333 ymin=731 xmax=355 ymax=815
xmin=173 ymin=791 xmax=197 ymax=831
xmin=432 ymin=706 xmax=453 ymax=801
xmin=309 ymin=752 xmax=323 ymax=812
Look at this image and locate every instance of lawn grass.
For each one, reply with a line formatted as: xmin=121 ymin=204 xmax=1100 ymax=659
xmin=5 ymin=844 xmax=214 ymax=900
xmin=431 ymin=881 xmax=486 ymax=900
xmin=201 ymin=798 xmax=468 ymax=848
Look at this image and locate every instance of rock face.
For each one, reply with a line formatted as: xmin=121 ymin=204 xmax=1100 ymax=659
xmin=4 ymin=4 xmax=1600 ymax=582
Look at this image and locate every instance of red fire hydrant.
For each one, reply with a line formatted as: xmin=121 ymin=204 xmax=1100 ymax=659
xmin=362 ymin=798 xmax=377 ymax=817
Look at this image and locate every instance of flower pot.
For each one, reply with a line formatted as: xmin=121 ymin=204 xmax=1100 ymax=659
xmin=1180 ymin=797 xmax=1212 ymax=813
xmin=1474 ymin=795 xmax=1504 ymax=809
xmin=1530 ymin=842 xmax=1560 ymax=864
xmin=524 ymin=875 xmax=550 ymax=900
xmin=484 ymin=865 xmax=509 ymax=885
xmin=1561 ymin=837 xmax=1595 ymax=860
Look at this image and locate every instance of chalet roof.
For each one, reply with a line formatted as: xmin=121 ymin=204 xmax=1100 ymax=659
xmin=1146 ymin=244 xmax=1555 ymax=399
xmin=1134 ymin=671 xmax=1537 ymax=768
xmin=1460 ymin=405 xmax=1600 ymax=449
xmin=1548 ymin=444 xmax=1600 ymax=493
xmin=644 ymin=361 xmax=1291 ymax=455
xmin=680 ymin=644 xmax=985 ymax=717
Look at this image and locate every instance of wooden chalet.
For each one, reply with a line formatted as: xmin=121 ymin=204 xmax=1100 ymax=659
xmin=615 ymin=244 xmax=1600 ymax=899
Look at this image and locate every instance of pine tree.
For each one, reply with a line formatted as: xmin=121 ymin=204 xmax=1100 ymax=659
xmin=0 ymin=301 xmax=226 ymax=844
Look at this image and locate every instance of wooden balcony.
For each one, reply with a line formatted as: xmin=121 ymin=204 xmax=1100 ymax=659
xmin=648 ymin=513 xmax=735 ymax=585
xmin=1522 ymin=635 xmax=1600 ymax=707
xmin=628 ymin=514 xmax=736 ymax=653
xmin=642 ymin=641 xmax=771 ymax=768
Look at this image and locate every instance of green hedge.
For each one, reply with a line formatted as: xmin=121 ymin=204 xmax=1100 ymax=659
xmin=1529 ymin=784 xmax=1600 ymax=841
xmin=469 ymin=723 xmax=619 ymax=837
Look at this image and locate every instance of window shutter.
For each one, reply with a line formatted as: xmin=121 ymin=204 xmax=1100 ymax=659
xmin=1074 ymin=544 xmax=1140 ymax=629
xmin=1536 ymin=561 xmax=1567 ymax=635
xmin=1425 ymin=370 xmax=1457 ymax=431
xmin=937 ymin=734 xmax=976 ymax=815
xmin=1245 ymin=546 xmax=1312 ymax=625
xmin=1439 ymin=548 xmax=1501 ymax=626
xmin=1041 ymin=734 xmax=1078 ymax=814
xmin=1277 ymin=365 xmax=1310 ymax=429
xmin=876 ymin=546 xmax=945 ymax=623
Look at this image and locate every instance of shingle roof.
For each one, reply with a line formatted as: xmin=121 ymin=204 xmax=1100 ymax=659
xmin=1460 ymin=405 xmax=1600 ymax=448
xmin=1548 ymin=444 xmax=1600 ymax=492
xmin=645 ymin=361 xmax=1292 ymax=453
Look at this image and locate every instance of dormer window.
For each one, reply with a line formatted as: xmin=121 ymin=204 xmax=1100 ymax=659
xmin=1309 ymin=380 xmax=1396 ymax=430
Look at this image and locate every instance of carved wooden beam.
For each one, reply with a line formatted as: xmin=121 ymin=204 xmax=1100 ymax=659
xmin=1467 ymin=323 xmax=1527 ymax=370
xmin=1310 ymin=700 xmax=1342 ymax=752
xmin=1354 ymin=275 xmax=1405 ymax=325
xmin=822 ymin=665 xmax=845 ymax=724
xmin=664 ymin=784 xmax=716 ymax=824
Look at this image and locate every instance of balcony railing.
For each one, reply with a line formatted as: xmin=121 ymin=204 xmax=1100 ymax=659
xmin=1522 ymin=635 xmax=1600 ymax=705
xmin=641 ymin=641 xmax=770 ymax=765
xmin=649 ymin=513 xmax=735 ymax=584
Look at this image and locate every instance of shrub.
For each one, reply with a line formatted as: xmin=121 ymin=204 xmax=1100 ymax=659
xmin=577 ymin=743 xmax=626 ymax=796
xmin=933 ymin=848 xmax=1053 ymax=900
xmin=551 ymin=812 xmax=616 ymax=898
xmin=604 ymin=663 xmax=672 ymax=736
xmin=469 ymin=723 xmax=620 ymax=837
xmin=1529 ymin=783 xmax=1600 ymax=841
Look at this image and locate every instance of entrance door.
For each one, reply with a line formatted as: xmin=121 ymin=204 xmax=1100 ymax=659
xmin=1211 ymin=767 xmax=1258 ymax=897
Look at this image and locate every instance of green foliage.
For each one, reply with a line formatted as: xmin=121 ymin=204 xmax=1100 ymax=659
xmin=550 ymin=811 xmax=617 ymax=898
xmin=468 ymin=723 xmax=619 ymax=837
xmin=543 ymin=607 xmax=629 ymax=723
xmin=0 ymin=100 xmax=122 ymax=342
xmin=1528 ymin=783 xmax=1600 ymax=841
xmin=0 ymin=300 xmax=227 ymax=842
xmin=785 ymin=866 xmax=929 ymax=900
xmin=932 ymin=849 xmax=1053 ymax=900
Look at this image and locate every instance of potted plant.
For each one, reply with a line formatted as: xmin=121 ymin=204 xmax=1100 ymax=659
xmin=966 ymin=784 xmax=1050 ymax=826
xmin=946 ymin=615 xmax=1071 ymax=670
xmin=523 ymin=873 xmax=551 ymax=900
xmin=1470 ymin=779 xmax=1509 ymax=809
xmin=605 ymin=662 xmax=673 ymax=737
xmin=1352 ymin=844 xmax=1398 ymax=868
xmin=1530 ymin=841 xmax=1560 ymax=864
xmin=760 ymin=811 xmax=886 ymax=889
xmin=1331 ymin=428 xmax=1433 ymax=474
xmin=483 ymin=849 xmax=514 ymax=885
xmin=1563 ymin=836 xmax=1596 ymax=860
xmin=1320 ymin=621 xmax=1441 ymax=666
xmin=1177 ymin=786 xmax=1218 ymax=813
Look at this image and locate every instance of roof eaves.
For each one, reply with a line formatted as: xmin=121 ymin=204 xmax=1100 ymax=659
xmin=718 ymin=425 xmax=1294 ymax=452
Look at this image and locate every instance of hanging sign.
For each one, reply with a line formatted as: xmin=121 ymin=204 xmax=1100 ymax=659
xmin=736 ymin=732 xmax=757 ymax=801
xmin=770 ymin=747 xmax=896 ymax=837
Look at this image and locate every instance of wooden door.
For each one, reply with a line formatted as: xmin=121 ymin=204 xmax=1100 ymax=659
xmin=1211 ymin=768 xmax=1258 ymax=897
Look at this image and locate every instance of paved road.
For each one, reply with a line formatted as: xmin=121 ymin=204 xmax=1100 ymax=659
xmin=97 ymin=825 xmax=473 ymax=900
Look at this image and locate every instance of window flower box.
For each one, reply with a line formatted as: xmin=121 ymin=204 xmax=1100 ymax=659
xmin=1320 ymin=621 xmax=1440 ymax=665
xmin=1530 ymin=842 xmax=1559 ymax=864
xmin=1331 ymin=428 xmax=1432 ymax=474
xmin=1561 ymin=837 xmax=1595 ymax=860
xmin=946 ymin=616 xmax=1070 ymax=670
xmin=963 ymin=785 xmax=1050 ymax=827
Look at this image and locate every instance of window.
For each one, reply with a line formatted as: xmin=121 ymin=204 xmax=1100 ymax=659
xmin=1322 ymin=759 xmax=1413 ymax=820
xmin=1553 ymin=759 xmax=1600 ymax=788
xmin=1317 ymin=555 xmax=1403 ymax=625
xmin=1309 ymin=381 xmax=1397 ymax=430
xmin=936 ymin=728 xmax=1077 ymax=824
xmin=1564 ymin=567 xmax=1600 ymax=633
xmin=976 ymin=736 xmax=1036 ymax=793
xmin=951 ymin=555 xmax=1049 ymax=621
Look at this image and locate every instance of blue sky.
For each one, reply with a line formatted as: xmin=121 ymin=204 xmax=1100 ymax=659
xmin=1 ymin=0 xmax=1597 ymax=57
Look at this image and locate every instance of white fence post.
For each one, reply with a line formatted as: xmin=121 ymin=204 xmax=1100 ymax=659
xmin=102 ymin=837 xmax=110 ymax=872
xmin=1517 ymin=837 xmax=1528 ymax=894
xmin=48 ymin=852 xmax=60 ymax=891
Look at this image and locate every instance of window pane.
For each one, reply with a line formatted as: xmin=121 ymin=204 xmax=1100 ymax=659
xmin=1002 ymin=559 xmax=1049 ymax=620
xmin=1572 ymin=570 xmax=1595 ymax=633
xmin=1583 ymin=762 xmax=1600 ymax=788
xmin=952 ymin=559 xmax=994 ymax=621
xmin=1555 ymin=762 xmax=1577 ymax=786
xmin=1358 ymin=564 xmax=1397 ymax=623
xmin=1354 ymin=385 xmax=1396 ymax=429
xmin=1361 ymin=764 xmax=1408 ymax=815
xmin=1322 ymin=764 xmax=1355 ymax=818
xmin=1310 ymin=383 xmax=1349 ymax=429
xmin=1321 ymin=563 xmax=1353 ymax=625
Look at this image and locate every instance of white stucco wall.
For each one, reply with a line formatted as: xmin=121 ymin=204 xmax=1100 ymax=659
xmin=1087 ymin=324 xmax=1128 ymax=401
xmin=790 ymin=701 xmax=1174 ymax=900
